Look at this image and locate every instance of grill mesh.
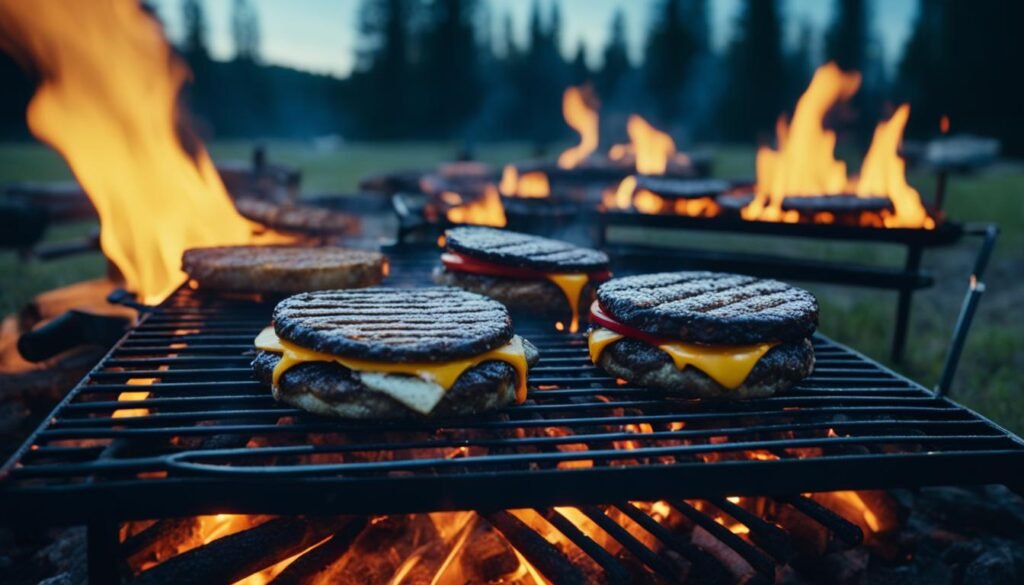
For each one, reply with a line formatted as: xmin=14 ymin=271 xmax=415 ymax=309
xmin=2 ymin=248 xmax=1022 ymax=523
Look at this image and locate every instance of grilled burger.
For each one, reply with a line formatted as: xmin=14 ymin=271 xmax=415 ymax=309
xmin=253 ymin=288 xmax=540 ymax=419
xmin=434 ymin=227 xmax=611 ymax=332
xmin=588 ymin=272 xmax=817 ymax=399
xmin=182 ymin=245 xmax=386 ymax=294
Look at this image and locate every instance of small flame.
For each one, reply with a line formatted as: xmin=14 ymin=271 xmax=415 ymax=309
xmin=112 ymin=377 xmax=155 ymax=419
xmin=940 ymin=115 xmax=950 ymax=134
xmin=446 ymin=185 xmax=507 ymax=227
xmin=557 ymin=86 xmax=599 ymax=169
xmin=627 ymin=115 xmax=676 ymax=175
xmin=499 ymin=165 xmax=550 ymax=198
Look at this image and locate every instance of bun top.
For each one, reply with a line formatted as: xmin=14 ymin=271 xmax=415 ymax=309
xmin=596 ymin=271 xmax=818 ymax=345
xmin=445 ymin=227 xmax=609 ymax=272
xmin=273 ymin=287 xmax=513 ymax=362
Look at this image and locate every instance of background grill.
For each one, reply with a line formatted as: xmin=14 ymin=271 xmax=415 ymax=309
xmin=2 ymin=247 xmax=1022 ymax=525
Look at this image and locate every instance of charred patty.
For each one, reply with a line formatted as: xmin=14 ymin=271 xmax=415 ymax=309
xmin=597 ymin=337 xmax=814 ymax=399
xmin=256 ymin=287 xmax=540 ymax=419
xmin=182 ymin=246 xmax=385 ymax=294
xmin=444 ymin=226 xmax=609 ymax=272
xmin=596 ymin=271 xmax=817 ymax=345
xmin=432 ymin=270 xmax=598 ymax=319
xmin=591 ymin=271 xmax=818 ymax=399
xmin=234 ymin=198 xmax=359 ymax=236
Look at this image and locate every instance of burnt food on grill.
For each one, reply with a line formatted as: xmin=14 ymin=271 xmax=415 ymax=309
xmin=182 ymin=246 xmax=386 ymax=294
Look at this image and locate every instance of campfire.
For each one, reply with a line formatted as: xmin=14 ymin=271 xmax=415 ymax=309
xmin=605 ymin=63 xmax=937 ymax=230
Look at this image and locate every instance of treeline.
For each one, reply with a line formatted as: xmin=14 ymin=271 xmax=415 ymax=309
xmin=0 ymin=0 xmax=1022 ymax=154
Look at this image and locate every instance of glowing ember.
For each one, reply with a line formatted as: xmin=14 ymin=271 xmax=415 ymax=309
xmin=627 ymin=115 xmax=677 ymax=175
xmin=744 ymin=62 xmax=933 ymax=228
xmin=940 ymin=115 xmax=950 ymax=134
xmin=446 ymin=185 xmax=507 ymax=227
xmin=499 ymin=165 xmax=551 ymax=198
xmin=0 ymin=0 xmax=258 ymax=304
xmin=557 ymin=86 xmax=599 ymax=169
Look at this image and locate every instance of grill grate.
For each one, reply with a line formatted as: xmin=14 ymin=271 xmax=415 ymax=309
xmin=2 ymin=248 xmax=1023 ymax=524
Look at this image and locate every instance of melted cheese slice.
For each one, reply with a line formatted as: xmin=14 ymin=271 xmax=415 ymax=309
xmin=544 ymin=273 xmax=590 ymax=333
xmin=587 ymin=327 xmax=776 ymax=390
xmin=255 ymin=327 xmax=530 ymax=405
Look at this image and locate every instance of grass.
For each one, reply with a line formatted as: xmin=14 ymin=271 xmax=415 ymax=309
xmin=1 ymin=140 xmax=1021 ymax=433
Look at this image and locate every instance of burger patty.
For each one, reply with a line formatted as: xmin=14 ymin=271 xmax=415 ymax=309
xmin=182 ymin=246 xmax=386 ymax=293
xmin=597 ymin=272 xmax=818 ymax=345
xmin=273 ymin=287 xmax=513 ymax=362
xmin=634 ymin=176 xmax=731 ymax=200
xmin=432 ymin=268 xmax=597 ymax=318
xmin=253 ymin=338 xmax=540 ymax=419
xmin=235 ymin=198 xmax=359 ymax=235
xmin=445 ymin=226 xmax=609 ymax=272
xmin=597 ymin=337 xmax=815 ymax=399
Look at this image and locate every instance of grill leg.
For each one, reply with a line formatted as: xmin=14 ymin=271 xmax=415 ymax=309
xmin=892 ymin=246 xmax=924 ymax=362
xmin=88 ymin=519 xmax=120 ymax=584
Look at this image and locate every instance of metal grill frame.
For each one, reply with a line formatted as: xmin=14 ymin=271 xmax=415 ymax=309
xmin=3 ymin=248 xmax=1023 ymax=526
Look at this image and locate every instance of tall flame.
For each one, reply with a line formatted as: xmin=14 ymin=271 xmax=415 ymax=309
xmin=557 ymin=86 xmax=599 ymax=169
xmin=627 ymin=115 xmax=676 ymax=175
xmin=744 ymin=62 xmax=933 ymax=228
xmin=857 ymin=105 xmax=934 ymax=228
xmin=0 ymin=0 xmax=255 ymax=304
xmin=744 ymin=63 xmax=861 ymax=222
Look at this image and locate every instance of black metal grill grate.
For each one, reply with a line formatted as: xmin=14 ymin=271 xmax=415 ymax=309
xmin=3 ymin=248 xmax=1023 ymax=525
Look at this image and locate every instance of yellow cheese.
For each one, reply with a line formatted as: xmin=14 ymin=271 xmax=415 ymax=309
xmin=544 ymin=273 xmax=590 ymax=333
xmin=587 ymin=327 xmax=776 ymax=390
xmin=255 ymin=327 xmax=530 ymax=403
xmin=587 ymin=327 xmax=625 ymax=363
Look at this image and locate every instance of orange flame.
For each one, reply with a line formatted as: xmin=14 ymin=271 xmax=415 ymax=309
xmin=499 ymin=165 xmax=550 ymax=198
xmin=743 ymin=62 xmax=933 ymax=228
xmin=0 ymin=0 xmax=257 ymax=304
xmin=557 ymin=86 xmax=599 ymax=169
xmin=446 ymin=185 xmax=507 ymax=227
xmin=627 ymin=115 xmax=676 ymax=175
xmin=858 ymin=105 xmax=934 ymax=228
xmin=940 ymin=115 xmax=950 ymax=134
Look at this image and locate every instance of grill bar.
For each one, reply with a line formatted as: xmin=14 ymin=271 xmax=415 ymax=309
xmin=3 ymin=248 xmax=1024 ymax=526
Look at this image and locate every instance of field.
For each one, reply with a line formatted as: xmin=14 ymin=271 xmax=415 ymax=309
xmin=1 ymin=140 xmax=1021 ymax=433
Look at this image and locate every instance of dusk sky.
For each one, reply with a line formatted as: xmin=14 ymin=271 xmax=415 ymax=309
xmin=151 ymin=0 xmax=918 ymax=78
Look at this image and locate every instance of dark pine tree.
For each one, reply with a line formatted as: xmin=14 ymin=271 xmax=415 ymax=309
xmin=825 ymin=0 xmax=868 ymax=72
xmin=419 ymin=0 xmax=483 ymax=138
xmin=231 ymin=0 xmax=261 ymax=62
xmin=644 ymin=0 xmax=698 ymax=124
xmin=351 ymin=0 xmax=419 ymax=138
xmin=716 ymin=0 xmax=786 ymax=142
xmin=596 ymin=9 xmax=631 ymax=102
xmin=569 ymin=40 xmax=590 ymax=85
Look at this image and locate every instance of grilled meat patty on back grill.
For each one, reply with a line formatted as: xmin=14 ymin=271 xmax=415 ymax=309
xmin=444 ymin=226 xmax=609 ymax=272
xmin=256 ymin=287 xmax=539 ymax=419
xmin=591 ymin=271 xmax=818 ymax=399
xmin=436 ymin=227 xmax=610 ymax=324
xmin=234 ymin=198 xmax=359 ymax=236
xmin=183 ymin=246 xmax=385 ymax=294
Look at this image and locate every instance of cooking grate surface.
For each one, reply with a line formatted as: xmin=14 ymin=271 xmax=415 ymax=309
xmin=2 ymin=248 xmax=1022 ymax=524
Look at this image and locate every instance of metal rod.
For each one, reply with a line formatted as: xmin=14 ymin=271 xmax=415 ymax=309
xmin=935 ymin=225 xmax=999 ymax=396
xmin=892 ymin=245 xmax=924 ymax=362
